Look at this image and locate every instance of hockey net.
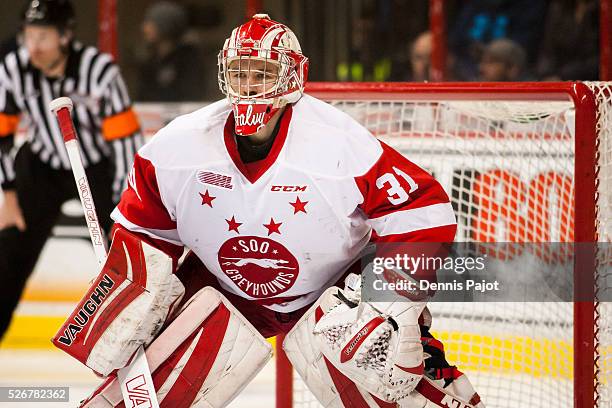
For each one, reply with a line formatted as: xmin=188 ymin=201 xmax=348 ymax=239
xmin=135 ymin=81 xmax=611 ymax=408
xmin=277 ymin=82 xmax=612 ymax=408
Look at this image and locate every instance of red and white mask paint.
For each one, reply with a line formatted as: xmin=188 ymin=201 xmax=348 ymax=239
xmin=218 ymin=14 xmax=309 ymax=136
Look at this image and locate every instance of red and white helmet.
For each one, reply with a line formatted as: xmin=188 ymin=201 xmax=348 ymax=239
xmin=218 ymin=14 xmax=309 ymax=135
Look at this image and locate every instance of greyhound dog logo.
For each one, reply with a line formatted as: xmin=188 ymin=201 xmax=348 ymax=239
xmin=220 ymin=257 xmax=296 ymax=269
xmin=218 ymin=236 xmax=299 ymax=298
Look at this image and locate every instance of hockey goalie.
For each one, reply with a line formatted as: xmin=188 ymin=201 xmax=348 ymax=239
xmin=53 ymin=14 xmax=484 ymax=408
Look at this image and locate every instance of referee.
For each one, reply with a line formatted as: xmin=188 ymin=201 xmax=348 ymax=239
xmin=0 ymin=0 xmax=144 ymax=340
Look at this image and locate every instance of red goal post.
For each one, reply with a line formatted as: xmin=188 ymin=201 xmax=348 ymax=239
xmin=272 ymin=81 xmax=611 ymax=408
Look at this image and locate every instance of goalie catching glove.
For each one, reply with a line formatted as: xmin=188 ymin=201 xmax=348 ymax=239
xmin=52 ymin=227 xmax=185 ymax=376
xmin=312 ymin=273 xmax=425 ymax=402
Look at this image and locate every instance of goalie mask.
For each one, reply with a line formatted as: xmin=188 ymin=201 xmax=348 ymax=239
xmin=218 ymin=14 xmax=309 ymax=136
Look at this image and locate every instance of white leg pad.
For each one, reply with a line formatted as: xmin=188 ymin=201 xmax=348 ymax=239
xmin=399 ymin=376 xmax=485 ymax=408
xmin=284 ymin=287 xmax=391 ymax=407
xmin=81 ymin=286 xmax=272 ymax=407
xmin=284 ymin=287 xmax=484 ymax=408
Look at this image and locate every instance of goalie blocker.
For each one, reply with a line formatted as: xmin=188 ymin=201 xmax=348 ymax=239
xmin=52 ymin=227 xmax=185 ymax=376
xmin=81 ymin=286 xmax=272 ymax=407
xmin=53 ymin=228 xmax=272 ymax=407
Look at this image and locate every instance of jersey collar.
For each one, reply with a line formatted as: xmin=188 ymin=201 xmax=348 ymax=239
xmin=223 ymin=104 xmax=293 ymax=184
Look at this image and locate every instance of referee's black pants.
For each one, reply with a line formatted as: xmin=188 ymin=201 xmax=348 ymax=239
xmin=0 ymin=144 xmax=114 ymax=342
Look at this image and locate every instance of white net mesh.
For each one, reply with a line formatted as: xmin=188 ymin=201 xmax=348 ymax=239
xmin=283 ymin=82 xmax=611 ymax=408
xmin=588 ymin=82 xmax=612 ymax=408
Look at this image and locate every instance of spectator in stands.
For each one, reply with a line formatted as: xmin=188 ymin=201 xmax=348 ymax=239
xmin=478 ymin=39 xmax=527 ymax=82
xmin=386 ymin=0 xmax=430 ymax=81
xmin=448 ymin=0 xmax=547 ymax=81
xmin=409 ymin=31 xmax=432 ymax=82
xmin=337 ymin=1 xmax=404 ymax=82
xmin=537 ymin=0 xmax=599 ymax=80
xmin=136 ymin=1 xmax=204 ymax=101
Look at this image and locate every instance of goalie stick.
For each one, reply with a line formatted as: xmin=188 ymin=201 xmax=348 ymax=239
xmin=49 ymin=97 xmax=160 ymax=408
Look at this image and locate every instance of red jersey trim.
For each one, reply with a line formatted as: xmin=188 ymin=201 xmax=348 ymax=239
xmin=117 ymin=154 xmax=177 ymax=231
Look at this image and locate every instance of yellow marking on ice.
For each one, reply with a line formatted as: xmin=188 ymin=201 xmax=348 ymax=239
xmin=432 ymin=330 xmax=574 ymax=379
xmin=4 ymin=316 xmax=610 ymax=384
xmin=21 ymin=286 xmax=84 ymax=302
xmin=1 ymin=314 xmax=280 ymax=351
xmin=0 ymin=315 xmax=66 ymax=349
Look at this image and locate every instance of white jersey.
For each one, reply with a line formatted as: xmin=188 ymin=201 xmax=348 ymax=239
xmin=112 ymin=94 xmax=456 ymax=312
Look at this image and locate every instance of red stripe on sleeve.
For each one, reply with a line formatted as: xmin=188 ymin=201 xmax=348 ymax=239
xmin=117 ymin=153 xmax=177 ymax=231
xmin=355 ymin=142 xmax=457 ymax=287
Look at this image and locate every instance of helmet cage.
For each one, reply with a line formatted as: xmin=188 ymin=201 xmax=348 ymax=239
xmin=218 ymin=46 xmax=307 ymax=104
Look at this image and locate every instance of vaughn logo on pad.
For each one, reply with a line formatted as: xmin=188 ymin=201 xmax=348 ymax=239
xmin=54 ymin=274 xmax=115 ymax=346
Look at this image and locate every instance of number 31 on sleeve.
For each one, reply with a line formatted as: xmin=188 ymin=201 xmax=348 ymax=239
xmin=375 ymin=166 xmax=419 ymax=205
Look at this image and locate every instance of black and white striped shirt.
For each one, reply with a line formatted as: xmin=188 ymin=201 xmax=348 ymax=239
xmin=0 ymin=41 xmax=144 ymax=201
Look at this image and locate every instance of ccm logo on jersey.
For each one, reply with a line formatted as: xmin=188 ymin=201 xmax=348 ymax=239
xmin=56 ymin=274 xmax=115 ymax=346
xmin=270 ymin=185 xmax=307 ymax=192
